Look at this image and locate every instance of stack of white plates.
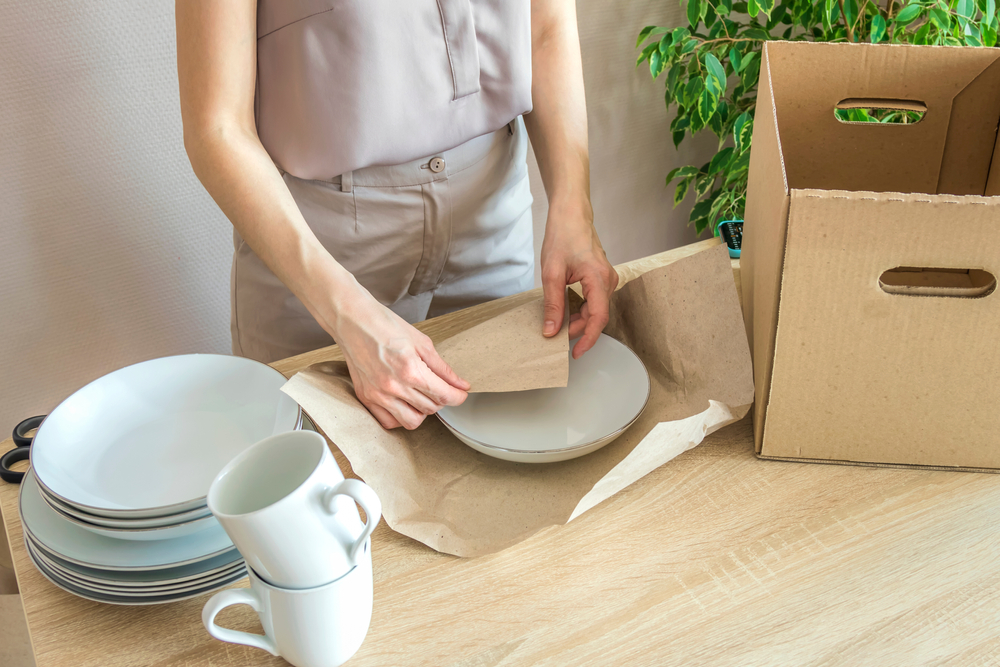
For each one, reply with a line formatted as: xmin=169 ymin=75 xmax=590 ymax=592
xmin=19 ymin=354 xmax=304 ymax=604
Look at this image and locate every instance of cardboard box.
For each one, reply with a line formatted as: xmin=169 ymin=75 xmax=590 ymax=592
xmin=741 ymin=41 xmax=1000 ymax=471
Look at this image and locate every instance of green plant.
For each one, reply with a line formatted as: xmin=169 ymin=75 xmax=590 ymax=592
xmin=637 ymin=0 xmax=1000 ymax=235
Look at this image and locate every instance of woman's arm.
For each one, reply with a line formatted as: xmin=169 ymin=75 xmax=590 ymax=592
xmin=524 ymin=0 xmax=618 ymax=359
xmin=175 ymin=0 xmax=468 ymax=430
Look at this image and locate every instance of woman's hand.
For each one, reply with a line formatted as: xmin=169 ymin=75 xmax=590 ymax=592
xmin=328 ymin=286 xmax=470 ymax=430
xmin=540 ymin=202 xmax=619 ymax=359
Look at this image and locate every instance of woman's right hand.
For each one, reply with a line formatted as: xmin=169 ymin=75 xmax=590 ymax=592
xmin=329 ymin=288 xmax=470 ymax=430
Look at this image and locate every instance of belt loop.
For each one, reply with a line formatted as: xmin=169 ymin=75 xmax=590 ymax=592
xmin=340 ymin=170 xmax=353 ymax=193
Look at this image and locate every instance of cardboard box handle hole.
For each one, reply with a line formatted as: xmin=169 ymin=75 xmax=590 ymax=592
xmin=835 ymin=98 xmax=926 ymax=124
xmin=879 ymin=267 xmax=996 ymax=298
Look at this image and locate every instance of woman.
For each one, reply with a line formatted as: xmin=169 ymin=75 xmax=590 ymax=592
xmin=176 ymin=0 xmax=617 ymax=431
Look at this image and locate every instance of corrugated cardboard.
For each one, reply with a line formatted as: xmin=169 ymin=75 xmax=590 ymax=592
xmin=742 ymin=42 xmax=1000 ymax=470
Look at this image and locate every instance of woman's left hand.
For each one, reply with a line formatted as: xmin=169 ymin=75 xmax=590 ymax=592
xmin=540 ymin=202 xmax=619 ymax=359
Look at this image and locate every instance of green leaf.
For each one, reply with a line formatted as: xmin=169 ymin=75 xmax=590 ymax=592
xmin=635 ymin=26 xmax=667 ymax=48
xmin=718 ymin=0 xmax=733 ymax=14
xmin=824 ymin=0 xmax=837 ymax=28
xmin=684 ymin=76 xmax=705 ymax=109
xmin=745 ymin=27 xmax=770 ymax=40
xmin=636 ymin=42 xmax=658 ymax=67
xmin=843 ymin=0 xmax=858 ymax=35
xmin=733 ymin=111 xmax=752 ymax=152
xmin=914 ymin=21 xmax=932 ymax=43
xmin=990 ymin=0 xmax=997 ymax=20
xmin=965 ymin=24 xmax=983 ymax=45
xmin=759 ymin=0 xmax=775 ymax=18
xmin=690 ymin=197 xmax=715 ymax=222
xmin=708 ymin=147 xmax=736 ymax=175
xmin=870 ymin=14 xmax=887 ymax=42
xmin=672 ymin=129 xmax=686 ymax=148
xmin=650 ymin=49 xmax=665 ymax=78
xmin=748 ymin=0 xmax=760 ymax=18
xmin=740 ymin=56 xmax=761 ymax=90
xmin=695 ymin=172 xmax=715 ymax=197
xmin=666 ymin=63 xmax=684 ymax=100
xmin=729 ymin=47 xmax=743 ymax=73
xmin=657 ymin=34 xmax=673 ymax=56
xmin=672 ymin=27 xmax=691 ymax=45
xmin=698 ymin=88 xmax=720 ymax=126
xmin=737 ymin=51 xmax=757 ymax=74
xmin=687 ymin=0 xmax=703 ymax=26
xmin=666 ymin=165 xmax=700 ymax=185
xmin=705 ymin=53 xmax=727 ymax=97
xmin=983 ymin=23 xmax=998 ymax=46
xmin=929 ymin=5 xmax=952 ymax=31
xmin=681 ymin=37 xmax=699 ymax=54
xmin=673 ymin=178 xmax=691 ymax=206
xmin=957 ymin=0 xmax=976 ymax=19
xmin=894 ymin=4 xmax=923 ymax=25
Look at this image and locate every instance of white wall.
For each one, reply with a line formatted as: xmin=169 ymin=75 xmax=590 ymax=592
xmin=0 ymin=1 xmax=711 ymax=432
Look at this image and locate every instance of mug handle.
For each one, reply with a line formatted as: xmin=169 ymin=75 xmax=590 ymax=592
xmin=323 ymin=479 xmax=382 ymax=566
xmin=202 ymin=588 xmax=279 ymax=656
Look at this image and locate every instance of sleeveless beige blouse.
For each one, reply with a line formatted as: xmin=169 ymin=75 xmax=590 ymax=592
xmin=255 ymin=0 xmax=533 ymax=180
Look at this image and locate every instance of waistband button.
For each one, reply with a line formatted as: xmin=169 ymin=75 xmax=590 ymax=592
xmin=428 ymin=157 xmax=446 ymax=173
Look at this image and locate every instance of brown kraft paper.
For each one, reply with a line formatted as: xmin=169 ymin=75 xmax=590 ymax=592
xmin=281 ymin=243 xmax=754 ymax=557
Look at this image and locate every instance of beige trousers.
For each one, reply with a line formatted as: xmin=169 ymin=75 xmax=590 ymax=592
xmin=231 ymin=117 xmax=534 ymax=364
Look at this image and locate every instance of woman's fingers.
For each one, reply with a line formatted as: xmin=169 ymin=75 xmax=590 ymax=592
xmin=366 ymin=401 xmax=402 ymax=430
xmin=420 ymin=345 xmax=471 ymax=392
xmin=568 ymin=310 xmax=587 ymax=339
xmin=572 ymin=272 xmax=612 ymax=359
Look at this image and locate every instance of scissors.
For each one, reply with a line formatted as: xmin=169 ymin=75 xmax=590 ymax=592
xmin=0 ymin=416 xmax=46 ymax=484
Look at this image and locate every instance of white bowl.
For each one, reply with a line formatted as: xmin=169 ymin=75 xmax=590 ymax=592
xmin=437 ymin=334 xmax=650 ymax=463
xmin=30 ymin=354 xmax=301 ymax=518
xmin=37 ymin=485 xmax=212 ymax=528
xmin=42 ymin=495 xmax=219 ymax=542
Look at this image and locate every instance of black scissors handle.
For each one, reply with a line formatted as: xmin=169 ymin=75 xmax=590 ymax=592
xmin=1 ymin=416 xmax=45 ymax=484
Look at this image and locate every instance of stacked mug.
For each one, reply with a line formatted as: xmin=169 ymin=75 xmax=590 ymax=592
xmin=203 ymin=430 xmax=382 ymax=667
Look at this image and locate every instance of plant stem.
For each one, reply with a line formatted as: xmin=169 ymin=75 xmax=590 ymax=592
xmin=838 ymin=0 xmax=856 ymax=41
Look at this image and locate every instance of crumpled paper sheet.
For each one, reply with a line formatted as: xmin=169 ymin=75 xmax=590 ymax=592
xmin=281 ymin=243 xmax=754 ymax=557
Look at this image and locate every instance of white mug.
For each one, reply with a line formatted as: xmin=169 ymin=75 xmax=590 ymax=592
xmin=208 ymin=430 xmax=381 ymax=589
xmin=203 ymin=541 xmax=373 ymax=667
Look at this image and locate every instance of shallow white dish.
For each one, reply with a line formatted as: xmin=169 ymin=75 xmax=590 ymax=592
xmin=19 ymin=470 xmax=234 ymax=570
xmin=39 ymin=487 xmax=212 ymax=529
xmin=32 ymin=547 xmax=245 ymax=596
xmin=25 ymin=541 xmax=247 ymax=606
xmin=43 ymin=497 xmax=218 ymax=542
xmin=26 ymin=533 xmax=243 ymax=586
xmin=437 ymin=334 xmax=650 ymax=463
xmin=30 ymin=353 xmax=302 ymax=518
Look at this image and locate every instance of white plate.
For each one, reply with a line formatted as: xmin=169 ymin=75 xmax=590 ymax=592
xmin=25 ymin=533 xmax=243 ymax=586
xmin=30 ymin=353 xmax=302 ymax=518
xmin=39 ymin=487 xmax=211 ymax=528
xmin=25 ymin=541 xmax=247 ymax=606
xmin=29 ymin=542 xmax=245 ymax=594
xmin=42 ymin=497 xmax=218 ymax=542
xmin=437 ymin=334 xmax=650 ymax=463
xmin=19 ymin=470 xmax=234 ymax=570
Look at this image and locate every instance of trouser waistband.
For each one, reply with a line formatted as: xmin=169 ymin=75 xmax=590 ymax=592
xmin=331 ymin=119 xmax=518 ymax=191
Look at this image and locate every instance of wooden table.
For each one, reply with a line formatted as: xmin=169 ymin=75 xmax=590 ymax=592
xmin=3 ymin=238 xmax=1000 ymax=666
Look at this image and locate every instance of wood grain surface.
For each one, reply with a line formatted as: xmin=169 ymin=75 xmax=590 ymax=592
xmin=3 ymin=238 xmax=999 ymax=667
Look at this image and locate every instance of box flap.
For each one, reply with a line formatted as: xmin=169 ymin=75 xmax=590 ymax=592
xmin=741 ymin=43 xmax=791 ymax=452
xmin=765 ymin=42 xmax=1000 ymax=195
